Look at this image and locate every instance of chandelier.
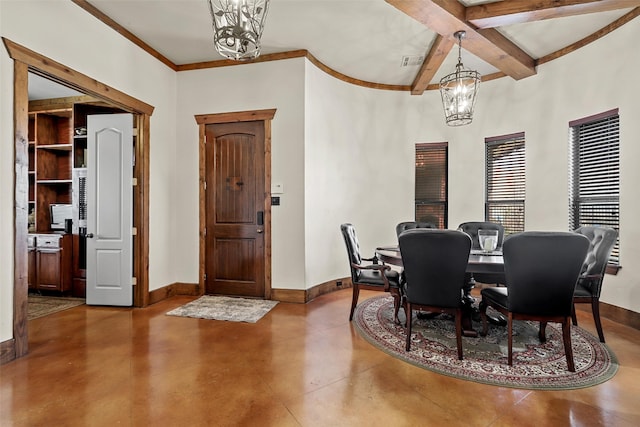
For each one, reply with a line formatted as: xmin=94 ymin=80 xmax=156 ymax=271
xmin=439 ymin=31 xmax=481 ymax=126
xmin=207 ymin=0 xmax=270 ymax=61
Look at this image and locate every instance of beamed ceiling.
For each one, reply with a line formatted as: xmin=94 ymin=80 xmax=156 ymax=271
xmin=65 ymin=0 xmax=640 ymax=94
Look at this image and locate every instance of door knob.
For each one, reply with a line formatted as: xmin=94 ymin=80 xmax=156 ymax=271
xmin=86 ymin=233 xmax=94 ymax=238
xmin=256 ymin=229 xmax=263 ymax=234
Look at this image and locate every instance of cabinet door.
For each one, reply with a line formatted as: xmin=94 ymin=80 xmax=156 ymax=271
xmin=28 ymin=249 xmax=37 ymax=289
xmin=37 ymin=250 xmax=61 ymax=290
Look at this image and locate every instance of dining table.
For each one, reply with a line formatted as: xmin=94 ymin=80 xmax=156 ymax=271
xmin=375 ymin=245 xmax=505 ymax=337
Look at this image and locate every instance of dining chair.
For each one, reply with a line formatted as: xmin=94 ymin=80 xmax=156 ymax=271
xmin=572 ymin=226 xmax=618 ymax=343
xmin=399 ymin=229 xmax=471 ymax=358
xmin=340 ymin=223 xmax=402 ymax=323
xmin=395 ymin=221 xmax=437 ymax=238
xmin=479 ymin=231 xmax=590 ymax=372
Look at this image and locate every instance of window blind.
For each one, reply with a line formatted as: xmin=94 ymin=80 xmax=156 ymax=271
xmin=415 ymin=143 xmax=447 ymax=229
xmin=569 ymin=110 xmax=620 ymax=264
xmin=485 ymin=133 xmax=525 ymax=235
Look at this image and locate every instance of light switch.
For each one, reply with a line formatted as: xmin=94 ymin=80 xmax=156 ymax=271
xmin=271 ymin=183 xmax=284 ymax=194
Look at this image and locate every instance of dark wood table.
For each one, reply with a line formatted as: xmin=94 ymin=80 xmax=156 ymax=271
xmin=376 ymin=246 xmax=505 ymax=337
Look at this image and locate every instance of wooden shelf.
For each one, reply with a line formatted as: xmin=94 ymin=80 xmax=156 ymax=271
xmin=37 ymin=144 xmax=72 ymax=151
xmin=37 ymin=179 xmax=72 ymax=185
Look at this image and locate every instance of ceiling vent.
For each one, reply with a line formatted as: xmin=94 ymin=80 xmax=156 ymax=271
xmin=400 ymin=55 xmax=425 ymax=67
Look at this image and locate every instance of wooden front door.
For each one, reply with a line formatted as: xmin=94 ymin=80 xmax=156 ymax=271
xmin=205 ymin=121 xmax=266 ymax=297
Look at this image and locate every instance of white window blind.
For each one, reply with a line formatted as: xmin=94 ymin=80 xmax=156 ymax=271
xmin=415 ymin=143 xmax=447 ymax=229
xmin=485 ymin=133 xmax=525 ymax=235
xmin=569 ymin=109 xmax=620 ymax=264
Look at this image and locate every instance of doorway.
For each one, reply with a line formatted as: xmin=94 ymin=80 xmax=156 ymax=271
xmin=5 ymin=38 xmax=152 ymax=361
xmin=195 ymin=110 xmax=275 ymax=300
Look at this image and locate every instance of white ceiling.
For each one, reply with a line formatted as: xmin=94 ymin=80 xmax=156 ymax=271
xmin=29 ymin=0 xmax=638 ymax=99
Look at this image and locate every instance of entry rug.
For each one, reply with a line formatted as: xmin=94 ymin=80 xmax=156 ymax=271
xmin=166 ymin=296 xmax=278 ymax=323
xmin=353 ymin=295 xmax=618 ymax=390
xmin=28 ymin=295 xmax=85 ymax=320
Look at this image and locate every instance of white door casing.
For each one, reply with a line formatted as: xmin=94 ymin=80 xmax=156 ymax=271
xmin=86 ymin=114 xmax=133 ymax=306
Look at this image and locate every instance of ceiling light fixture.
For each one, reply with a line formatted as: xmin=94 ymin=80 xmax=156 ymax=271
xmin=439 ymin=31 xmax=481 ymax=127
xmin=207 ymin=0 xmax=270 ymax=61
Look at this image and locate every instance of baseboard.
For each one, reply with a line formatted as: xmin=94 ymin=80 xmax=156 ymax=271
xmin=0 ymin=338 xmax=16 ymax=365
xmin=148 ymin=282 xmax=200 ymax=305
xmin=271 ymin=277 xmax=352 ymax=303
xmin=576 ymin=301 xmax=640 ymax=331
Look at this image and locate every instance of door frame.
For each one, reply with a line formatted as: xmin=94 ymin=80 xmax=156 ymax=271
xmin=3 ymin=38 xmax=153 ymax=362
xmin=195 ymin=110 xmax=276 ymax=299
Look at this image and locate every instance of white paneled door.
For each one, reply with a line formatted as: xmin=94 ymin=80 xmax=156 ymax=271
xmin=86 ymin=114 xmax=133 ymax=306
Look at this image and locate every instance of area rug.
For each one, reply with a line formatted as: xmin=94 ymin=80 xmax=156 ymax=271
xmin=166 ymin=296 xmax=278 ymax=323
xmin=28 ymin=295 xmax=85 ymax=320
xmin=353 ymin=295 xmax=618 ymax=390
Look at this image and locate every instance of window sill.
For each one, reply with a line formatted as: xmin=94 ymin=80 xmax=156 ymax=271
xmin=606 ymin=264 xmax=621 ymax=275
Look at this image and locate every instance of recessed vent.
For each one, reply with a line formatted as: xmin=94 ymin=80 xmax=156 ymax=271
xmin=401 ymin=55 xmax=425 ymax=67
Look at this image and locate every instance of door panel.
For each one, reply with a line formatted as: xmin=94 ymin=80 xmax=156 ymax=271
xmin=205 ymin=121 xmax=265 ymax=297
xmin=86 ymin=114 xmax=133 ymax=306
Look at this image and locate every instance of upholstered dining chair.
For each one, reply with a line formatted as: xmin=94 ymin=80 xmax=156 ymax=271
xmin=340 ymin=223 xmax=402 ymax=323
xmin=395 ymin=221 xmax=437 ymax=238
xmin=572 ymin=226 xmax=618 ymax=343
xmin=479 ymin=232 xmax=590 ymax=372
xmin=399 ymin=229 xmax=471 ymax=359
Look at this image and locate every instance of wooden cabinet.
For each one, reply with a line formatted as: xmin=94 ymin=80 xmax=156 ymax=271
xmin=35 ymin=234 xmax=72 ymax=293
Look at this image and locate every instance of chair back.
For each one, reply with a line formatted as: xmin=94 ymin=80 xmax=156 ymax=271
xmin=503 ymin=232 xmax=589 ymax=316
xmin=341 ymin=223 xmax=363 ymax=283
xmin=457 ymin=221 xmax=505 ymax=250
xmin=574 ymin=226 xmax=618 ymax=297
xmin=395 ymin=221 xmax=436 ymax=237
xmin=399 ymin=229 xmax=471 ymax=308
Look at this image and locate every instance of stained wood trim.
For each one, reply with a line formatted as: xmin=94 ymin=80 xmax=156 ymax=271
xmin=28 ymin=95 xmax=100 ymax=111
xmin=176 ymin=50 xmax=308 ymax=72
xmin=576 ymin=300 xmax=640 ymax=331
xmin=148 ymin=282 xmax=200 ymax=305
xmin=467 ymin=0 xmax=640 ymax=29
xmin=485 ymin=131 xmax=526 ymax=143
xmin=70 ymin=0 xmax=177 ymax=71
xmin=133 ymin=114 xmax=151 ymax=307
xmin=569 ymin=108 xmax=619 ymax=127
xmin=270 ymin=277 xmax=353 ymax=304
xmin=196 ymin=109 xmax=276 ymax=300
xmin=2 ymin=38 xmax=154 ymax=115
xmin=195 ymin=109 xmax=277 ymax=124
xmin=538 ymin=8 xmax=640 ymax=66
xmin=13 ymin=60 xmax=29 ymax=360
xmin=0 ymin=339 xmax=16 ymax=365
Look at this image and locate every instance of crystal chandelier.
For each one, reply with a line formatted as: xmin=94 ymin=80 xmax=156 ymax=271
xmin=207 ymin=0 xmax=270 ymax=61
xmin=439 ymin=31 xmax=481 ymax=126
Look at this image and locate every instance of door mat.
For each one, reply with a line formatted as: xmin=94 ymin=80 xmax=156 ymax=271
xmin=28 ymin=295 xmax=85 ymax=320
xmin=166 ymin=296 xmax=278 ymax=323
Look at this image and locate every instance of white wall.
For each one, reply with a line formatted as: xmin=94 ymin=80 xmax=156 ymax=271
xmin=175 ymin=59 xmax=307 ymax=290
xmin=0 ymin=0 xmax=178 ymax=342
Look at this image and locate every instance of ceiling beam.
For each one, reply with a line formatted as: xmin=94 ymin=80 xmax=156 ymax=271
xmin=467 ymin=0 xmax=640 ymax=29
xmin=385 ymin=0 xmax=536 ymax=80
xmin=411 ymin=35 xmax=455 ymax=95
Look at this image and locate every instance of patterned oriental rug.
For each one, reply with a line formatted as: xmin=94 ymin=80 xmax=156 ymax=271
xmin=353 ymin=295 xmax=618 ymax=390
xmin=167 ymin=296 xmax=278 ymax=323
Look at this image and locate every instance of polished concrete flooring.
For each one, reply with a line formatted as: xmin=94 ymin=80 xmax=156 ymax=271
xmin=1 ymin=288 xmax=640 ymax=426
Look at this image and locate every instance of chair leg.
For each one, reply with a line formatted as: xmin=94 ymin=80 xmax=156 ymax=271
xmin=591 ymin=297 xmax=605 ymax=343
xmin=405 ymin=303 xmax=413 ymax=351
xmin=507 ymin=314 xmax=514 ymax=366
xmin=478 ymin=299 xmax=489 ymax=336
xmin=571 ymin=303 xmax=578 ymax=326
xmin=538 ymin=321 xmax=547 ymax=342
xmin=349 ymin=284 xmax=360 ymax=321
xmin=455 ymin=309 xmax=463 ymax=360
xmin=562 ymin=317 xmax=575 ymax=372
xmin=391 ymin=289 xmax=401 ymax=325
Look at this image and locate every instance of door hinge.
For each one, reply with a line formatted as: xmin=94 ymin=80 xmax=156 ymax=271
xmin=132 ymin=227 xmax=137 ymax=236
xmin=132 ymin=277 xmax=137 ymax=286
xmin=204 ymin=181 xmax=207 ymax=190
xmin=204 ymin=273 xmax=207 ymax=281
xmin=203 ymin=228 xmax=207 ymax=237
xmin=132 ymin=177 xmax=138 ymax=186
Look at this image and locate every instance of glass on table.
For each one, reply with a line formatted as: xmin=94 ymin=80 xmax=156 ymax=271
xmin=478 ymin=229 xmax=499 ymax=252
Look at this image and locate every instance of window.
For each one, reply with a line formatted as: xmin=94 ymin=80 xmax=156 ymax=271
xmin=569 ymin=109 xmax=620 ymax=265
xmin=415 ymin=143 xmax=447 ymax=228
xmin=485 ymin=133 xmax=525 ymax=235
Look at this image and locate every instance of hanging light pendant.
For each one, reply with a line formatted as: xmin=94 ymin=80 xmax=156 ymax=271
xmin=439 ymin=31 xmax=481 ymax=126
xmin=207 ymin=0 xmax=270 ymax=61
